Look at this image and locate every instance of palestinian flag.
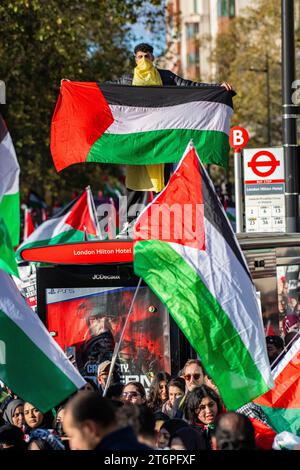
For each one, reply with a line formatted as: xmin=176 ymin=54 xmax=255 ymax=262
xmin=0 ymin=114 xmax=20 ymax=246
xmin=0 ymin=270 xmax=85 ymax=411
xmin=17 ymin=188 xmax=99 ymax=261
xmin=255 ymin=336 xmax=300 ymax=435
xmin=134 ymin=143 xmax=273 ymax=410
xmin=50 ymin=81 xmax=233 ymax=172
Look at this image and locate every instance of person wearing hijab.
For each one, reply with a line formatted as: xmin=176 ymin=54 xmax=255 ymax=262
xmin=2 ymin=399 xmax=24 ymax=429
xmin=169 ymin=426 xmax=207 ymax=451
xmin=156 ymin=418 xmax=189 ymax=449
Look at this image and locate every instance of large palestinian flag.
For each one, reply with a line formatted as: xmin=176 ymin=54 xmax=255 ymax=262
xmin=51 ymin=81 xmax=233 ymax=172
xmin=16 ymin=188 xmax=99 ymax=261
xmin=0 ymin=114 xmax=20 ymax=246
xmin=0 ymin=269 xmax=85 ymax=412
xmin=134 ymin=144 xmax=273 ymax=410
xmin=255 ymin=336 xmax=300 ymax=435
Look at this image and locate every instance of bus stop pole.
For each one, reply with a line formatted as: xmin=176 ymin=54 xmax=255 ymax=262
xmin=282 ymin=0 xmax=299 ymax=232
xmin=234 ymin=149 xmax=244 ymax=233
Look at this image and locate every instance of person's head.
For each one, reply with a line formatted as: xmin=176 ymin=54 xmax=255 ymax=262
xmin=53 ymin=405 xmax=66 ymax=437
xmin=185 ymin=385 xmax=222 ymax=426
xmin=134 ymin=43 xmax=154 ymax=65
xmin=212 ymin=412 xmax=255 ymax=450
xmin=97 ymin=361 xmax=111 ymax=388
xmin=27 ymin=429 xmax=65 ymax=450
xmin=278 ymin=295 xmax=287 ymax=314
xmin=167 ymin=378 xmax=185 ymax=407
xmin=182 ymin=359 xmax=205 ymax=392
xmin=169 ymin=426 xmax=207 ymax=451
xmin=148 ymin=371 xmax=171 ymax=408
xmin=295 ymin=302 xmax=300 ymax=314
xmin=2 ymin=399 xmax=24 ymax=428
xmin=122 ymin=382 xmax=146 ymax=405
xmin=266 ymin=336 xmax=284 ymax=363
xmin=87 ymin=312 xmax=111 ymax=337
xmin=105 ymin=382 xmax=124 ymax=401
xmin=282 ymin=282 xmax=289 ymax=295
xmin=63 ymin=391 xmax=116 ymax=450
xmin=153 ymin=411 xmax=170 ymax=435
xmin=24 ymin=402 xmax=53 ymax=430
xmin=82 ymin=377 xmax=98 ymax=392
xmin=157 ymin=419 xmax=189 ymax=449
xmin=0 ymin=424 xmax=26 ymax=450
xmin=136 ymin=405 xmax=156 ymax=448
xmin=289 ymin=297 xmax=298 ymax=309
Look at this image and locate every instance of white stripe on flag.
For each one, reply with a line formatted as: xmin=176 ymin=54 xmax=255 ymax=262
xmin=170 ymin=218 xmax=272 ymax=388
xmin=0 ymin=272 xmax=85 ymax=389
xmin=107 ymin=101 xmax=233 ymax=135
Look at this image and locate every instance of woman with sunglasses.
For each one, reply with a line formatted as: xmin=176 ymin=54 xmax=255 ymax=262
xmin=185 ymin=385 xmax=223 ymax=449
xmin=121 ymin=382 xmax=146 ymax=405
xmin=147 ymin=371 xmax=171 ymax=412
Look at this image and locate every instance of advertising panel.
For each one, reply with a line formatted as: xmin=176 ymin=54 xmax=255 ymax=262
xmin=37 ymin=265 xmax=171 ymax=389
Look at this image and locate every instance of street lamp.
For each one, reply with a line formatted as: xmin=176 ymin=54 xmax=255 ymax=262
xmin=249 ymin=53 xmax=272 ymax=146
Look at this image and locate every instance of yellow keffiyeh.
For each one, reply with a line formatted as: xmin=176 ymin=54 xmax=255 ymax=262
xmin=125 ymin=58 xmax=165 ymax=193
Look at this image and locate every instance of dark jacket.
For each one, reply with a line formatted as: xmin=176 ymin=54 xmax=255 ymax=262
xmin=107 ymin=68 xmax=219 ymax=88
xmin=95 ymin=426 xmax=152 ymax=451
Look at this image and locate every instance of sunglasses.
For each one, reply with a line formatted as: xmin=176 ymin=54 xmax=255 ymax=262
xmin=122 ymin=391 xmax=141 ymax=398
xmin=184 ymin=373 xmax=201 ymax=381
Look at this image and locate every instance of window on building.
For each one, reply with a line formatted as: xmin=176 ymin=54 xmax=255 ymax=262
xmin=186 ymin=22 xmax=199 ymax=39
xmin=218 ymin=0 xmax=236 ymax=17
xmin=187 ymin=51 xmax=200 ymax=66
xmin=193 ymin=0 xmax=199 ymax=14
xmin=218 ymin=0 xmax=228 ymax=17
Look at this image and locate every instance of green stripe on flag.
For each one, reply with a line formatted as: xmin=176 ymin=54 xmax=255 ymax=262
xmin=0 ymin=308 xmax=78 ymax=412
xmin=87 ymin=129 xmax=229 ymax=167
xmin=134 ymin=240 xmax=270 ymax=410
xmin=259 ymin=405 xmax=300 ymax=436
xmin=0 ymin=218 xmax=19 ymax=277
xmin=0 ymin=193 xmax=20 ymax=247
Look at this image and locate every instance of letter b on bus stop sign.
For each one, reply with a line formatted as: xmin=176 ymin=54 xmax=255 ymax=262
xmin=230 ymin=126 xmax=249 ymax=151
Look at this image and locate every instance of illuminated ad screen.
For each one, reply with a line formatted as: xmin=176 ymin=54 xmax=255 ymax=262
xmin=37 ymin=266 xmax=171 ymax=389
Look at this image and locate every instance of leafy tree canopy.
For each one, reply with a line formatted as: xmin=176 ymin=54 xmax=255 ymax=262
xmin=0 ymin=0 xmax=164 ymax=205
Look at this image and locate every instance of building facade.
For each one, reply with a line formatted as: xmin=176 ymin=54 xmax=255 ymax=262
xmin=165 ymin=0 xmax=253 ymax=81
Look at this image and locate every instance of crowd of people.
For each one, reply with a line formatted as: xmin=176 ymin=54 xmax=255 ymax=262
xmin=1 ymin=354 xmax=298 ymax=452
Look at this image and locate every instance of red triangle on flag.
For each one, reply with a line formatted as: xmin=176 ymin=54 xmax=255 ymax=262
xmin=65 ymin=190 xmax=97 ymax=236
xmin=135 ymin=146 xmax=205 ymax=250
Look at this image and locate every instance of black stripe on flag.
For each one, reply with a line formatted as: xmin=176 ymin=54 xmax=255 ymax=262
xmin=200 ymin=164 xmax=251 ymax=280
xmin=98 ymin=84 xmax=234 ymax=109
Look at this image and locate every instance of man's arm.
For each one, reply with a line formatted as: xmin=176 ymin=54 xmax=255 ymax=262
xmin=158 ymin=69 xmax=233 ymax=91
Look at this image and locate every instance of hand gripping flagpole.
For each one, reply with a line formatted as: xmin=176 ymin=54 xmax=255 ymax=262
xmin=103 ymin=277 xmax=142 ymax=396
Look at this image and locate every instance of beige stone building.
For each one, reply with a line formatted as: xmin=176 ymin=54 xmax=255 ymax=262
xmin=164 ymin=0 xmax=255 ymax=81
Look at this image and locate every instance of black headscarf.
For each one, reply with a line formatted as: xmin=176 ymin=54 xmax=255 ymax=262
xmin=170 ymin=426 xmax=208 ymax=450
xmin=2 ymin=399 xmax=24 ymax=426
xmin=160 ymin=418 xmax=189 ymax=436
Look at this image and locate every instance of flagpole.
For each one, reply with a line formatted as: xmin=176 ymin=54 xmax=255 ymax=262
xmin=270 ymin=330 xmax=300 ymax=369
xmin=86 ymin=186 xmax=103 ymax=240
xmin=103 ymin=277 xmax=142 ymax=396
